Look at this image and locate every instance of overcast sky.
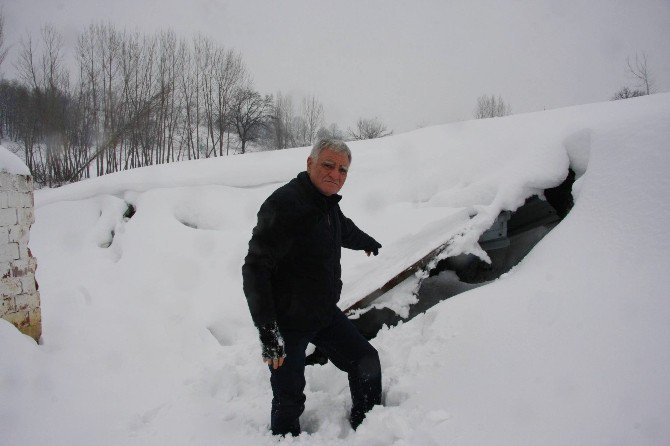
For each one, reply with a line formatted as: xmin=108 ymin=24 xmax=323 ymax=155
xmin=3 ymin=0 xmax=670 ymax=133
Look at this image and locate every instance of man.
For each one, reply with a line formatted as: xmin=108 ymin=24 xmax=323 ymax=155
xmin=242 ymin=139 xmax=383 ymax=436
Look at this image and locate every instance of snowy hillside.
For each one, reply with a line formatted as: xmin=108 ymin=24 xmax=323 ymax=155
xmin=2 ymin=94 xmax=670 ymax=445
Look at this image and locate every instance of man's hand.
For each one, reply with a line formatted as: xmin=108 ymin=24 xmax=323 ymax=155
xmin=258 ymin=321 xmax=286 ymax=369
xmin=364 ymin=239 xmax=382 ymax=257
xmin=264 ymin=356 xmax=285 ymax=369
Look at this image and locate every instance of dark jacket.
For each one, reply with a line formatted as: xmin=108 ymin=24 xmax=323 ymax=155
xmin=242 ymin=171 xmax=379 ymax=331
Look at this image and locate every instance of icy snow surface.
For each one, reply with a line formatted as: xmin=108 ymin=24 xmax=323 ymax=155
xmin=2 ymin=94 xmax=670 ymax=445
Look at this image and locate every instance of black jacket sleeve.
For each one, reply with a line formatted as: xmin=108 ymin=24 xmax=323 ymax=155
xmin=242 ymin=197 xmax=295 ymax=328
xmin=338 ymin=207 xmax=381 ymax=252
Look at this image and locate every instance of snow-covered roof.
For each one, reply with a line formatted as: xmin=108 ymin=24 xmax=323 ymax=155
xmin=3 ymin=93 xmax=670 ymax=444
xmin=33 ymin=94 xmax=666 ymax=309
xmin=0 ymin=145 xmax=30 ymax=176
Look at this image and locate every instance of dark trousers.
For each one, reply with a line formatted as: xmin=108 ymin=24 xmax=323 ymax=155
xmin=269 ymin=309 xmax=382 ymax=436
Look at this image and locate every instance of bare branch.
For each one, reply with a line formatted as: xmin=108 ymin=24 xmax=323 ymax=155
xmin=626 ymin=52 xmax=654 ymax=95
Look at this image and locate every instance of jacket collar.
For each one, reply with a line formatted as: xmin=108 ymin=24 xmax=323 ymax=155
xmin=297 ymin=171 xmax=342 ymax=207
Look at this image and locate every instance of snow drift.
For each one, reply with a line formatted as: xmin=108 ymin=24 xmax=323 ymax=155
xmin=2 ymin=94 xmax=670 ymax=445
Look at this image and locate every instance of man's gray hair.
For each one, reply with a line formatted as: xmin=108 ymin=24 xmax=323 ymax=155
xmin=310 ymin=139 xmax=352 ymax=162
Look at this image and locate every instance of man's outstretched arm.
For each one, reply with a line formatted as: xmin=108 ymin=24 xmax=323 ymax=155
xmin=338 ymin=208 xmax=382 ymax=256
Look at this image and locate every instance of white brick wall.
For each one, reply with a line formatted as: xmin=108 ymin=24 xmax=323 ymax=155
xmin=0 ymin=208 xmax=17 ymax=226
xmin=0 ymin=172 xmax=41 ymax=342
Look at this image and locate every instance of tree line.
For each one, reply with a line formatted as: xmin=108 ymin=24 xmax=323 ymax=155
xmin=0 ymin=17 xmax=392 ymax=187
xmin=5 ymin=14 xmax=654 ymax=187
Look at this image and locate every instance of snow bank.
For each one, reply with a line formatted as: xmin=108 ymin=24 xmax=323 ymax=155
xmin=2 ymin=94 xmax=669 ymax=445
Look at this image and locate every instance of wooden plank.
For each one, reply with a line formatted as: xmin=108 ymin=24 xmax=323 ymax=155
xmin=344 ymin=241 xmax=450 ymax=314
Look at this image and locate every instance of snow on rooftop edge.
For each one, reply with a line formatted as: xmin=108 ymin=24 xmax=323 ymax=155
xmin=0 ymin=145 xmax=30 ymax=176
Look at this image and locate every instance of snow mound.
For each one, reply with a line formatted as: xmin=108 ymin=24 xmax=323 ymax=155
xmin=1 ymin=93 xmax=669 ymax=445
xmin=0 ymin=145 xmax=30 ymax=176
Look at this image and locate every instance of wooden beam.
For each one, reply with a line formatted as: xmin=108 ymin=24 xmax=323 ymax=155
xmin=344 ymin=241 xmax=450 ymax=314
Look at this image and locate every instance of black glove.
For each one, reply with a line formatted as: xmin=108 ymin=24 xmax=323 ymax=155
xmin=258 ymin=321 xmax=285 ymax=360
xmin=365 ymin=239 xmax=382 ymax=256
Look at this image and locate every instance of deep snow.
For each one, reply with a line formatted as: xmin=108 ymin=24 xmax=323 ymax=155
xmin=2 ymin=94 xmax=670 ymax=445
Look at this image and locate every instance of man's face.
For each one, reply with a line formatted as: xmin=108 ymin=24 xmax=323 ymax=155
xmin=306 ymin=148 xmax=350 ymax=196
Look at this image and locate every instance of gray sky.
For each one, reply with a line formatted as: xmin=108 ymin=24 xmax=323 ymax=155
xmin=3 ymin=0 xmax=670 ymax=133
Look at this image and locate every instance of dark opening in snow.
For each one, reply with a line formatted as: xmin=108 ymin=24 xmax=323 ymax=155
xmin=179 ymin=219 xmax=198 ymax=230
xmin=123 ymin=203 xmax=136 ymax=220
xmin=99 ymin=203 xmax=136 ymax=249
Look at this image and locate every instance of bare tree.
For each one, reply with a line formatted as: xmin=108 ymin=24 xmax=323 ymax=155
xmin=474 ymin=94 xmax=511 ymax=119
xmin=40 ymin=25 xmax=69 ymax=92
xmin=180 ymin=34 xmax=212 ymax=160
xmin=16 ymin=33 xmax=39 ymax=90
xmin=0 ymin=9 xmax=8 ymax=73
xmin=72 ymin=23 xmax=177 ymax=179
xmin=348 ymin=117 xmax=392 ymax=140
xmin=213 ymin=49 xmax=246 ymax=156
xmin=230 ymin=87 xmax=271 ymax=154
xmin=76 ymin=25 xmax=102 ymax=148
xmin=195 ymin=35 xmax=218 ymax=158
xmin=267 ymin=91 xmax=296 ymax=150
xmin=178 ymin=35 xmax=247 ymax=160
xmin=154 ymin=30 xmax=180 ymax=164
xmin=316 ymin=123 xmax=345 ymax=141
xmin=64 ymin=87 xmax=168 ymax=183
xmin=95 ymin=23 xmax=122 ymax=174
xmin=117 ymin=30 xmax=157 ymax=170
xmin=299 ymin=95 xmax=324 ymax=146
xmin=626 ymin=52 xmax=654 ymax=95
xmin=14 ymin=25 xmax=85 ymax=186
xmin=263 ymin=93 xmax=326 ymax=149
xmin=178 ymin=37 xmax=198 ymax=160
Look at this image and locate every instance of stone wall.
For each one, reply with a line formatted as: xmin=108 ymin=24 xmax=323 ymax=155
xmin=0 ymin=172 xmax=41 ymax=342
